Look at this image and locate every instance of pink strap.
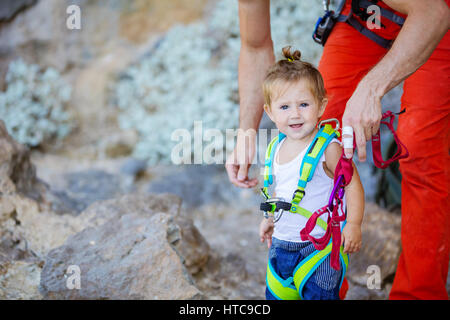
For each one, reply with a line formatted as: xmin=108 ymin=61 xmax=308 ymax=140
xmin=299 ymin=154 xmax=353 ymax=270
xmin=372 ymin=110 xmax=409 ymax=169
xmin=300 ymin=206 xmax=330 ymax=250
xmin=300 ymin=201 xmax=346 ymax=270
xmin=334 ymin=153 xmax=353 ymax=187
xmin=300 ymin=111 xmax=408 ymax=269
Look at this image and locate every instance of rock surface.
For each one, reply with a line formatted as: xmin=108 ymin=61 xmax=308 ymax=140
xmin=147 ymin=164 xmax=257 ymax=209
xmin=0 ymin=0 xmax=207 ymax=77
xmin=40 ymin=211 xmax=202 ymax=300
xmin=0 ymin=119 xmax=87 ymax=257
xmin=34 ymin=193 xmax=210 ymax=299
xmin=1 ymin=120 xmax=212 ymax=299
xmin=0 ymin=0 xmax=35 ymax=22
xmin=0 ymin=119 xmax=46 ymax=200
xmin=0 ymin=259 xmax=43 ymax=299
xmin=347 ymin=203 xmax=401 ymax=286
xmin=345 ymin=203 xmax=402 ymax=299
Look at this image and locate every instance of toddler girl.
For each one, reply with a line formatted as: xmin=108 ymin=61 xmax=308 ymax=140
xmin=259 ymin=46 xmax=365 ymax=300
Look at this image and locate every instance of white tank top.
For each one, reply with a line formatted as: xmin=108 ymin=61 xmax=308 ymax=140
xmin=272 ymin=137 xmax=345 ymax=243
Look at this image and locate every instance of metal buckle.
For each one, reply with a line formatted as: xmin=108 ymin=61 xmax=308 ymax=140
xmin=318 ymin=118 xmax=340 ymax=131
xmin=263 ymin=197 xmax=286 ymax=223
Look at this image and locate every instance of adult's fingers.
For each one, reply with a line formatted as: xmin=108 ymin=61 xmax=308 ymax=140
xmin=237 ymin=162 xmax=250 ymax=182
xmin=225 ymin=161 xmax=251 ymax=188
xmin=225 ymin=149 xmax=252 ymax=188
xmin=364 ymin=125 xmax=372 ymax=142
xmin=354 ymin=125 xmax=367 ymax=162
xmin=342 ymin=132 xmax=354 ymax=160
xmin=371 ymin=121 xmax=380 ymax=137
xmin=342 ymin=119 xmax=354 ymax=159
xmin=235 ymin=163 xmax=258 ymax=188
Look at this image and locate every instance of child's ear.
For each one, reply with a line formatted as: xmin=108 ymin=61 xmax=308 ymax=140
xmin=318 ymin=98 xmax=328 ymax=118
xmin=264 ymin=104 xmax=274 ymax=121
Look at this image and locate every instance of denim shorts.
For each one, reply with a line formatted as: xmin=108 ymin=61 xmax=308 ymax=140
xmin=266 ymin=237 xmax=342 ymax=300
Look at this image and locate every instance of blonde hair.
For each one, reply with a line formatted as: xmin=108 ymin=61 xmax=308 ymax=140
xmin=263 ymin=46 xmax=327 ymax=108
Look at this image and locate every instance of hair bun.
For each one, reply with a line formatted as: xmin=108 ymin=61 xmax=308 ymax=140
xmin=282 ymin=46 xmax=301 ymax=62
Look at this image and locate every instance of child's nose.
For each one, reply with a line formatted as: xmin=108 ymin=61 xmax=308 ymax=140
xmin=291 ymin=106 xmax=302 ymax=117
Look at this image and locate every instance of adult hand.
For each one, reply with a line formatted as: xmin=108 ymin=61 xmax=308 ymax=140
xmin=341 ymin=80 xmax=382 ymax=161
xmin=225 ymin=129 xmax=259 ymax=188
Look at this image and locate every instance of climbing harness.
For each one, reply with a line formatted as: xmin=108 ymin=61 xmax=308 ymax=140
xmin=313 ymin=0 xmax=405 ymax=49
xmin=260 ymin=119 xmax=342 ymax=224
xmin=261 ymin=119 xmax=350 ymax=299
xmin=266 ymin=230 xmax=349 ymax=300
xmin=261 ymin=112 xmax=409 ymax=299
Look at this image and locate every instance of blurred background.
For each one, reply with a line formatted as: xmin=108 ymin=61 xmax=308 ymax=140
xmin=0 ymin=0 xmax=437 ymax=300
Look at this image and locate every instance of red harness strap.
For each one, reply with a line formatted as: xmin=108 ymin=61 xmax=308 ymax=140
xmin=300 ymin=153 xmax=354 ymax=270
xmin=300 ymin=110 xmax=409 ymax=270
xmin=372 ymin=110 xmax=409 ymax=169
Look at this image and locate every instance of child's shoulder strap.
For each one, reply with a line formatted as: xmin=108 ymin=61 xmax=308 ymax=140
xmin=292 ymin=123 xmax=339 ymax=204
xmin=263 ymin=132 xmax=286 ymax=188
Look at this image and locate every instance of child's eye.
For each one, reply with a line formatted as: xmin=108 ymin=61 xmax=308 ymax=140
xmin=299 ymin=103 xmax=309 ymax=108
xmin=280 ymin=105 xmax=289 ymax=110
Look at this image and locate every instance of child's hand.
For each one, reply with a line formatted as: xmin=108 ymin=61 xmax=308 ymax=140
xmin=341 ymin=222 xmax=362 ymax=254
xmin=259 ymin=218 xmax=274 ymax=249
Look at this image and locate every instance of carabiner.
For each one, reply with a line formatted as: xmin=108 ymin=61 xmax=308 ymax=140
xmin=328 ymin=175 xmax=345 ymax=210
xmin=262 ymin=197 xmax=286 ymax=223
xmin=318 ymin=118 xmax=340 ymax=131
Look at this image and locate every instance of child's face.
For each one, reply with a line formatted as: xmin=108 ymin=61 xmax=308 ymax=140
xmin=264 ymin=79 xmax=327 ymax=141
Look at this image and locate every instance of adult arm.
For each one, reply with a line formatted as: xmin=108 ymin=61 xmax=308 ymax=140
xmin=342 ymin=0 xmax=450 ymax=160
xmin=225 ymin=0 xmax=275 ymax=188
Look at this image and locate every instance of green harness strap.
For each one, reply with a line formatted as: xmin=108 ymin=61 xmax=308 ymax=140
xmin=266 ymin=246 xmax=349 ymax=300
xmin=266 ymin=215 xmax=349 ymax=300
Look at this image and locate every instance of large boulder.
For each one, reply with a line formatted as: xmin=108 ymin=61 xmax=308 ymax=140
xmin=76 ymin=193 xmax=211 ymax=276
xmin=40 ymin=212 xmax=202 ymax=299
xmin=38 ymin=193 xmax=210 ymax=299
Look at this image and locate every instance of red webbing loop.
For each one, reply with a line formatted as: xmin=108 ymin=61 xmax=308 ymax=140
xmin=372 ymin=110 xmax=409 ymax=169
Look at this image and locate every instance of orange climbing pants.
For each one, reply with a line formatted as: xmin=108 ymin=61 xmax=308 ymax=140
xmin=319 ymin=1 xmax=450 ymax=300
